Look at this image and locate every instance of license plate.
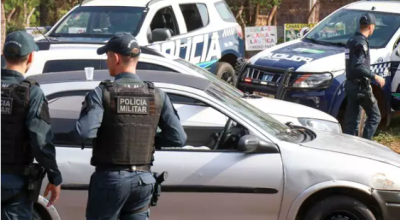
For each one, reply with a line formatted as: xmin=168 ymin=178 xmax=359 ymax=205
xmin=254 ymin=92 xmax=275 ymax=99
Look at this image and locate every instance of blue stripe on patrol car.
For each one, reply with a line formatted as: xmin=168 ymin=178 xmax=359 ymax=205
xmin=197 ymin=60 xmax=218 ymax=69
xmin=254 ymin=39 xmax=345 ymax=70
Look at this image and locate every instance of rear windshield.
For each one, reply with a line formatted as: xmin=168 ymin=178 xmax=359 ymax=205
xmin=50 ymin=6 xmax=146 ymax=38
xmin=214 ymin=1 xmax=237 ymax=23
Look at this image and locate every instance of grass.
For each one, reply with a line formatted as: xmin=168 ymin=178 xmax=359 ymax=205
xmin=373 ymin=116 xmax=400 ymax=153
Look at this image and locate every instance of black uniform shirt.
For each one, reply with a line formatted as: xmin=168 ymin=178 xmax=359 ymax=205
xmin=345 ymin=32 xmax=375 ymax=80
xmin=1 ymin=69 xmax=63 ymax=186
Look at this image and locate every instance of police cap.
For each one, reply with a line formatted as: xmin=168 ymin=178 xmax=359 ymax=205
xmin=3 ymin=31 xmax=39 ymax=58
xmin=360 ymin=13 xmax=376 ymax=26
xmin=97 ymin=33 xmax=141 ymax=57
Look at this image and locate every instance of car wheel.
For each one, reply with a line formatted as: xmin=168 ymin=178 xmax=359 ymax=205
xmin=216 ymin=62 xmax=237 ymax=86
xmin=304 ymin=196 xmax=376 ymax=220
xmin=32 ymin=203 xmax=52 ymax=220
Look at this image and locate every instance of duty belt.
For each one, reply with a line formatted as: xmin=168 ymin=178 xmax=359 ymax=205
xmin=95 ymin=164 xmax=151 ymax=172
xmin=1 ymin=165 xmax=31 ymax=175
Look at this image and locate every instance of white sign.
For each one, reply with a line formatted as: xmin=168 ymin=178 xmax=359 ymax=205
xmin=25 ymin=27 xmax=47 ymax=37
xmin=245 ymin=26 xmax=277 ymax=51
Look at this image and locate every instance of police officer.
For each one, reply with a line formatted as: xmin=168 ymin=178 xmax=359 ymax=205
xmin=1 ymin=31 xmax=62 ymax=219
xmin=344 ymin=13 xmax=386 ymax=140
xmin=75 ymin=33 xmax=187 ymax=220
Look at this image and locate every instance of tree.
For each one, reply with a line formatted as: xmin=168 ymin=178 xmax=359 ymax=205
xmin=1 ymin=0 xmax=6 ymax=53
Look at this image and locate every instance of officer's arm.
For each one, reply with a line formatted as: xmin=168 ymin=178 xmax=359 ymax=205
xmin=155 ymin=91 xmax=187 ymax=148
xmin=26 ymin=86 xmax=62 ymax=186
xmin=353 ymin=41 xmax=375 ymax=80
xmin=75 ymin=86 xmax=104 ymax=140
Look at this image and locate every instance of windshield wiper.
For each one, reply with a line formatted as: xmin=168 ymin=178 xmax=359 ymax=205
xmin=242 ymin=92 xmax=262 ymax=99
xmin=48 ymin=33 xmax=62 ymax=37
xmin=327 ymin=42 xmax=346 ymax=47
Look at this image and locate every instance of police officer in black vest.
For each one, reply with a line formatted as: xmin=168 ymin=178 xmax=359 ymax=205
xmin=1 ymin=31 xmax=63 ymax=219
xmin=344 ymin=13 xmax=386 ymax=140
xmin=75 ymin=33 xmax=187 ymax=220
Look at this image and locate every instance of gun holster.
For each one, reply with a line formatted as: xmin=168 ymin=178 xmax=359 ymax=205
xmin=353 ymin=78 xmax=376 ymax=106
xmin=151 ymin=171 xmax=168 ymax=207
xmin=25 ymin=164 xmax=46 ymax=202
xmin=1 ymin=164 xmax=46 ymax=206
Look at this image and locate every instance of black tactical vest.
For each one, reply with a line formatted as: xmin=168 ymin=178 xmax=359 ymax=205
xmin=91 ymin=80 xmax=162 ymax=166
xmin=1 ymin=79 xmax=38 ymax=167
xmin=345 ymin=33 xmax=370 ymax=80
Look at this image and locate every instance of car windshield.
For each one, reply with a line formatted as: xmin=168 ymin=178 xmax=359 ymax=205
xmin=206 ymin=83 xmax=293 ymax=141
xmin=173 ymin=58 xmax=244 ymax=97
xmin=51 ymin=6 xmax=146 ymax=37
xmin=305 ymin=9 xmax=400 ymax=48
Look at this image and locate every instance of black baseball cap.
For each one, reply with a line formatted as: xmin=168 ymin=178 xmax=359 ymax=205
xmin=97 ymin=33 xmax=141 ymax=57
xmin=360 ymin=13 xmax=376 ymax=25
xmin=3 ymin=31 xmax=39 ymax=57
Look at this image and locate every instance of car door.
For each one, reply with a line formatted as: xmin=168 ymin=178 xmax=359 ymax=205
xmin=391 ymin=36 xmax=400 ymax=95
xmin=150 ymin=88 xmax=283 ymax=220
xmin=45 ymin=88 xmax=283 ymax=220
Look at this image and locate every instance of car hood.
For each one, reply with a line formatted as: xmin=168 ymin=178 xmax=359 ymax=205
xmin=301 ymin=130 xmax=400 ymax=167
xmin=250 ymin=39 xmax=346 ymax=73
xmin=245 ymin=97 xmax=338 ymax=122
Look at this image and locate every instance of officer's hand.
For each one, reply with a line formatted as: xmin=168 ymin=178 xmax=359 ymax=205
xmin=44 ymin=183 xmax=61 ymax=207
xmin=374 ymin=75 xmax=386 ymax=88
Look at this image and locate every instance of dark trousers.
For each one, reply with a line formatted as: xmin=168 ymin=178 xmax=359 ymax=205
xmin=86 ymin=170 xmax=156 ymax=220
xmin=343 ymin=81 xmax=381 ymax=140
xmin=1 ymin=174 xmax=34 ymax=220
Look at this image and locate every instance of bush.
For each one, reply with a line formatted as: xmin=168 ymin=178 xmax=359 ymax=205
xmin=6 ymin=23 xmax=26 ymax=35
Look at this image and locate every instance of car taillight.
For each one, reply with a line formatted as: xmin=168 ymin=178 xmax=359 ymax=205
xmin=244 ymin=78 xmax=252 ymax=83
xmin=235 ymin=26 xmax=243 ymax=40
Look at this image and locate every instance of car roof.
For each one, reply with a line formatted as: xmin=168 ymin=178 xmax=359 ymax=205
xmin=345 ymin=1 xmax=400 ymax=14
xmin=26 ymin=69 xmax=211 ymax=91
xmin=81 ymin=0 xmax=220 ymax=7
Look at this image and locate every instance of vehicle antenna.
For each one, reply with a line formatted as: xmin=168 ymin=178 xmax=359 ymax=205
xmin=35 ymin=26 xmax=50 ymax=43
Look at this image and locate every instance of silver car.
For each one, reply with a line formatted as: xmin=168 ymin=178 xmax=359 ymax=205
xmin=28 ymin=70 xmax=400 ymax=220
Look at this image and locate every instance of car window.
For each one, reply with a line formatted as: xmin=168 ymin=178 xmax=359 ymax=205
xmin=52 ymin=6 xmax=146 ymax=37
xmin=214 ymin=1 xmax=236 ymax=23
xmin=42 ymin=60 xmax=177 ymax=73
xmin=136 ymin=62 xmax=177 ymax=72
xmin=149 ymin=6 xmax=180 ymax=36
xmin=179 ymin=3 xmax=209 ymax=32
xmin=48 ymin=95 xmax=90 ymax=147
xmin=305 ymin=9 xmax=400 ymax=48
xmin=43 ymin=60 xmax=104 ymax=73
xmin=165 ymin=93 xmax=248 ymax=151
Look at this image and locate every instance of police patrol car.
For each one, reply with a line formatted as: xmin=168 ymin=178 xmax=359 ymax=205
xmin=237 ymin=0 xmax=400 ymax=129
xmin=34 ymin=0 xmax=245 ymax=84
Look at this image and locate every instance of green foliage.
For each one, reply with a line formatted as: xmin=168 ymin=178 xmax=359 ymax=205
xmin=251 ymin=0 xmax=282 ymax=7
xmin=6 ymin=23 xmax=25 ymax=35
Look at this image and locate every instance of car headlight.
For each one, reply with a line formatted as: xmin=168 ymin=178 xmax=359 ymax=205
xmin=292 ymin=73 xmax=333 ymax=88
xmin=298 ymin=118 xmax=342 ymax=133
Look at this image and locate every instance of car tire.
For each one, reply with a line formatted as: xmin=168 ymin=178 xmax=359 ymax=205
xmin=32 ymin=203 xmax=52 ymax=220
xmin=304 ymin=195 xmax=376 ymax=220
xmin=216 ymin=62 xmax=237 ymax=86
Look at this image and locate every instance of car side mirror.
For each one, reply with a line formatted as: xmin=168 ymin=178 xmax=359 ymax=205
xmin=238 ymin=135 xmax=279 ymax=154
xmin=45 ymin=26 xmax=52 ymax=32
xmin=150 ymin=28 xmax=172 ymax=43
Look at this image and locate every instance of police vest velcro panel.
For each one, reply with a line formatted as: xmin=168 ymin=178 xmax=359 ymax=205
xmin=1 ymin=79 xmax=39 ymax=166
xmin=92 ymin=80 xmax=162 ymax=166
